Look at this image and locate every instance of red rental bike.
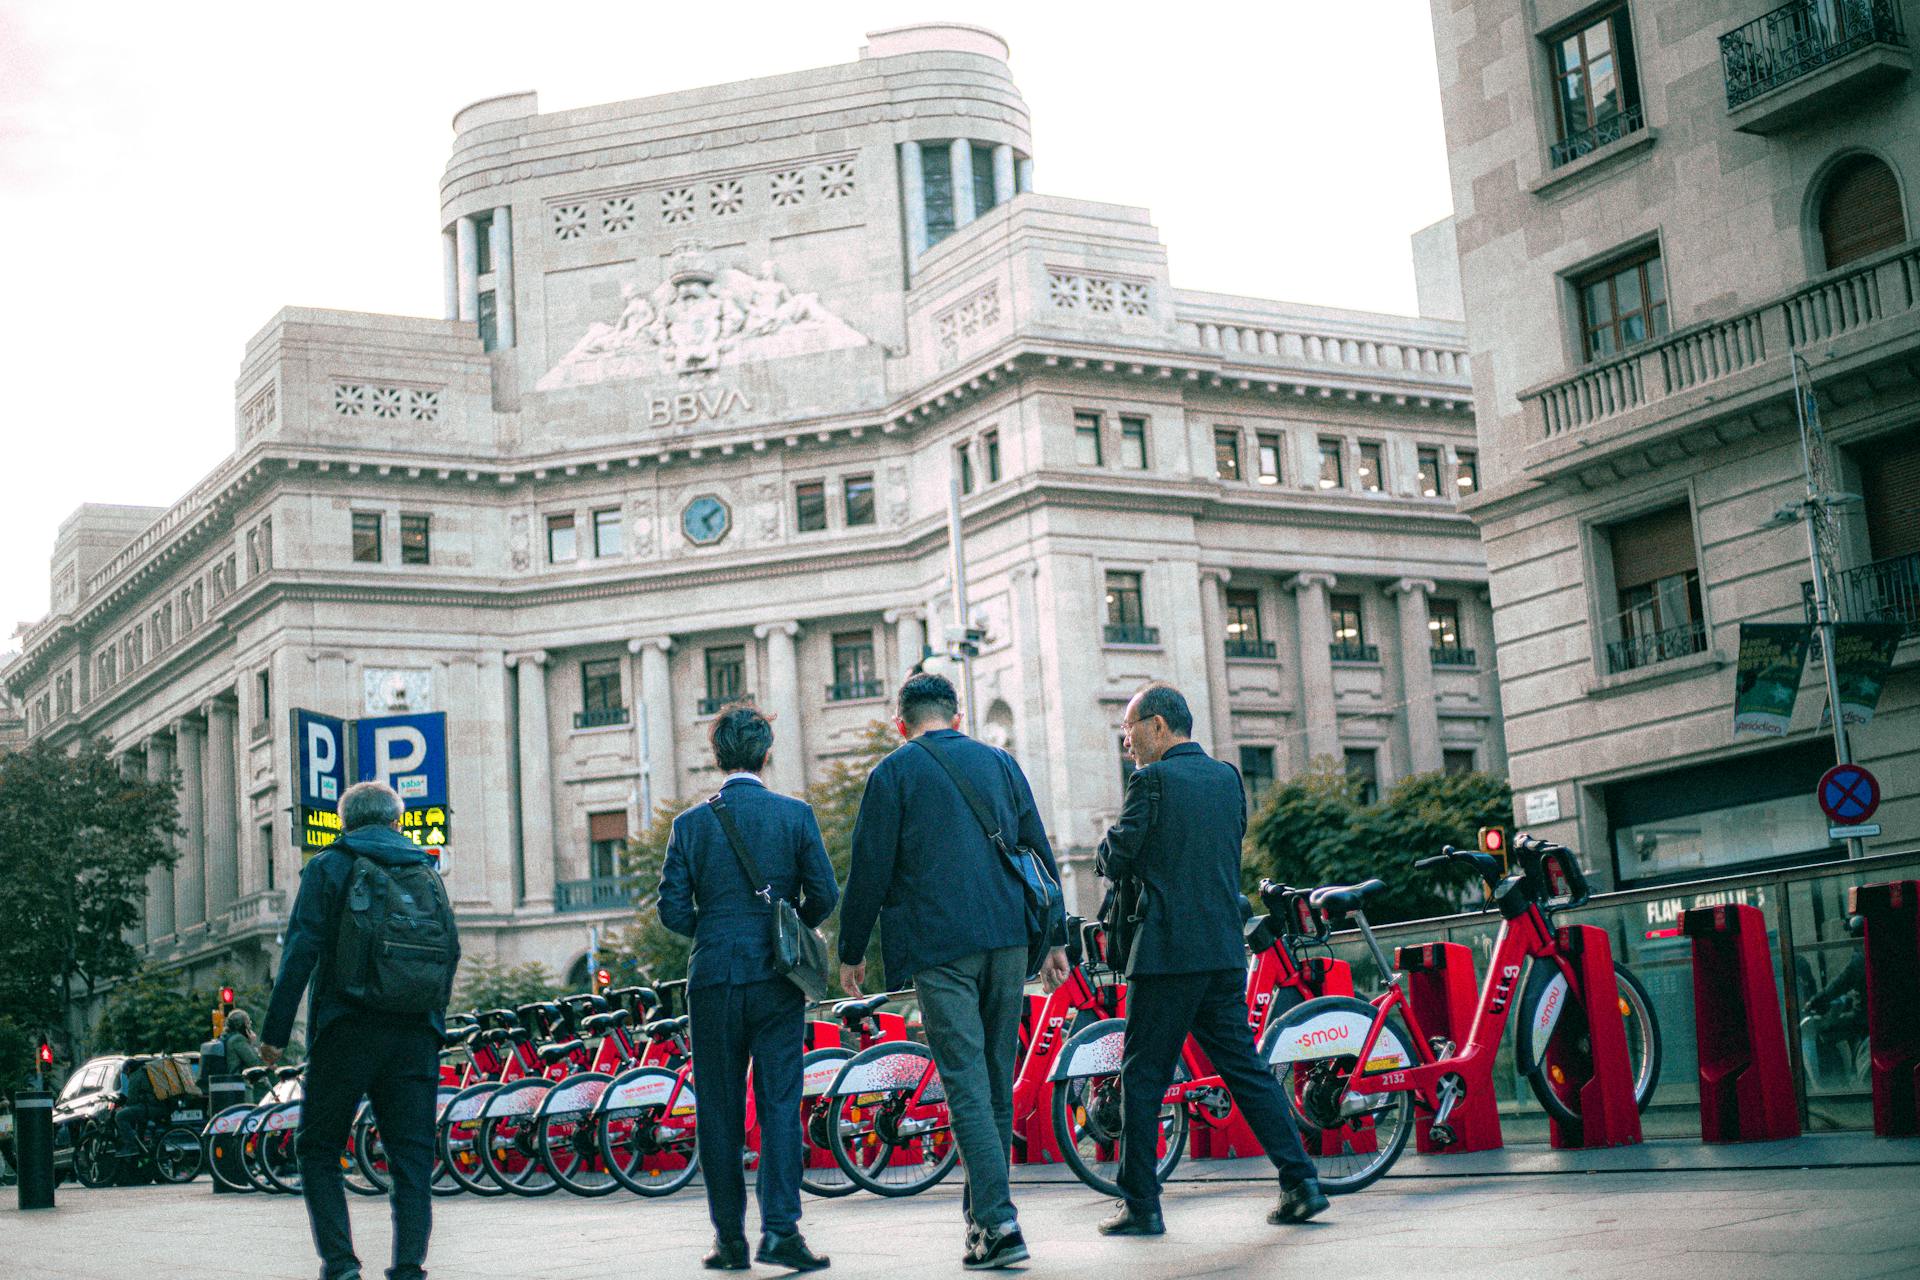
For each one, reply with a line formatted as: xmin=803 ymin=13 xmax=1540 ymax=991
xmin=797 ymin=994 xmax=912 ymax=1198
xmin=1258 ymin=835 xmax=1661 ymax=1193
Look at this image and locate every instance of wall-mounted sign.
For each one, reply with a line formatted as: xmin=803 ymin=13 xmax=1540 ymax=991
xmin=356 ymin=712 xmax=452 ymax=847
xmin=290 ymin=709 xmax=349 ymax=852
xmin=1522 ymin=787 xmax=1561 ymax=825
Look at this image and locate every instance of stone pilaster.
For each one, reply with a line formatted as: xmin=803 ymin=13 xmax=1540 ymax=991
xmin=949 ymin=137 xmax=976 ymax=229
xmin=173 ymin=715 xmax=207 ymax=931
xmin=1199 ymin=568 xmax=1236 ymax=761
xmin=1287 ymin=573 xmax=1341 ymax=765
xmin=455 ymin=215 xmax=480 ymax=323
xmin=901 ymin=142 xmax=928 ymax=259
xmin=203 ymin=697 xmax=240 ymax=920
xmin=507 ymin=650 xmax=555 ymax=911
xmin=489 ymin=205 xmax=514 ymax=348
xmin=1388 ymin=578 xmax=1443 ymax=776
xmin=755 ymin=621 xmax=803 ymax=794
xmin=145 ymin=736 xmax=176 ymax=944
xmin=629 ymin=636 xmax=677 ymax=816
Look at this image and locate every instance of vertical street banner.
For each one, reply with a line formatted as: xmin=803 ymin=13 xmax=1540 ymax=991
xmin=1732 ymin=623 xmax=1812 ymax=736
xmin=290 ymin=709 xmax=349 ymax=853
xmin=354 ymin=712 xmax=452 ymax=851
xmin=1829 ymin=622 xmax=1906 ymax=727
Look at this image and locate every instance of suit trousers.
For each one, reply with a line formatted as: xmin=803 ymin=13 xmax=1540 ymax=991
xmin=1118 ymin=968 xmax=1318 ymax=1207
xmin=295 ymin=1016 xmax=439 ymax=1280
xmin=689 ymin=977 xmax=807 ymax=1241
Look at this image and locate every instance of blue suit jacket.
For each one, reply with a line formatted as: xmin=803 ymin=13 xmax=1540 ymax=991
xmin=657 ymin=776 xmax=838 ymax=991
xmin=838 ymin=728 xmax=1060 ymax=985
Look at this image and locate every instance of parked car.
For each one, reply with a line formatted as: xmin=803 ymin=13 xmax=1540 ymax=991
xmin=51 ymin=1054 xmax=204 ymax=1184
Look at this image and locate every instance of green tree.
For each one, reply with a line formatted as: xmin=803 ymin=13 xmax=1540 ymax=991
xmin=92 ymin=968 xmax=273 ymax=1056
xmin=452 ymin=958 xmax=564 ymax=1012
xmin=0 ymin=738 xmax=181 ymax=1055
xmin=1247 ymin=759 xmax=1511 ymax=924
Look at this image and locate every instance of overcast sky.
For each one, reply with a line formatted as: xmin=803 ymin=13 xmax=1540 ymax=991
xmin=0 ymin=1 xmax=1454 ymax=641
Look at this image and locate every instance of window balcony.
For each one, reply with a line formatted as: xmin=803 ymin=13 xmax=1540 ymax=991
xmin=1104 ymin=624 xmax=1161 ymax=646
xmin=826 ymin=679 xmax=885 ymax=702
xmin=1431 ymin=646 xmax=1479 ymax=668
xmin=1720 ymin=0 xmax=1909 ymax=133
xmin=1603 ymin=616 xmax=1708 ymax=675
xmin=1224 ymin=638 xmax=1277 ymax=660
xmin=1549 ymin=103 xmax=1646 ymax=169
xmin=556 ymin=876 xmax=636 ymax=913
xmin=697 ymin=693 xmax=751 ymax=716
xmin=1801 ymin=550 xmax=1920 ymax=638
xmin=572 ymin=706 xmax=630 ymax=730
xmin=1328 ymin=641 xmax=1380 ymax=664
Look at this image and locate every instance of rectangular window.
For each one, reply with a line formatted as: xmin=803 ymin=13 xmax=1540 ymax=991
xmin=1103 ymin=570 xmax=1150 ymax=646
xmin=1455 ymin=449 xmax=1480 ymax=497
xmin=830 ymin=631 xmax=879 ymax=700
xmin=1225 ymin=588 xmax=1271 ymax=659
xmin=580 ymin=659 xmax=622 ymax=715
xmin=922 ymin=141 xmax=955 ymax=245
xmin=957 ymin=444 xmax=976 ymax=495
xmin=1443 ymin=749 xmax=1478 ymax=776
xmin=1548 ymin=5 xmax=1641 ymax=167
xmin=547 ymin=513 xmax=577 ymax=563
xmin=1345 ymin=748 xmax=1380 ymax=806
xmin=971 ymin=142 xmax=999 ymax=216
xmin=844 ymin=474 xmax=876 ymax=527
xmin=1577 ymin=248 xmax=1668 ymax=361
xmin=592 ymin=507 xmax=623 ymax=557
xmin=477 ymin=290 xmax=498 ymax=352
xmin=983 ymin=432 xmax=1001 ymax=483
xmin=1428 ymin=597 xmax=1463 ymax=650
xmin=704 ymin=646 xmax=747 ymax=712
xmin=795 ymin=481 xmax=827 ymax=532
xmin=1257 ymin=433 xmax=1282 ymax=485
xmin=351 ymin=512 xmax=383 ymax=563
xmin=473 ymin=210 xmax=495 ymax=275
xmin=589 ymin=811 xmax=627 ymax=880
xmin=1214 ymin=428 xmax=1242 ymax=481
xmin=254 ymin=668 xmax=271 ymax=731
xmin=261 ymin=822 xmax=276 ymax=891
xmin=1075 ymin=412 xmax=1104 ymax=466
xmin=1417 ymin=447 xmax=1444 ymax=498
xmin=1317 ymin=438 xmax=1345 ymax=489
xmin=1330 ymin=593 xmax=1373 ymax=662
xmin=1120 ymin=416 xmax=1148 ymax=469
xmin=1606 ymin=503 xmax=1705 ymax=672
xmin=1240 ymin=745 xmax=1277 ymax=810
xmin=1356 ymin=442 xmax=1384 ymax=493
xmin=400 ymin=513 xmax=431 ymax=565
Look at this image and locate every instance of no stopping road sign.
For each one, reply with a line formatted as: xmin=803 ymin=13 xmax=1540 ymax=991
xmin=1817 ymin=763 xmax=1880 ymax=825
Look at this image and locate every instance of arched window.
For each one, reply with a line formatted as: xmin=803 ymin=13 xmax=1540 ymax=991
xmin=1819 ymin=155 xmax=1906 ymax=270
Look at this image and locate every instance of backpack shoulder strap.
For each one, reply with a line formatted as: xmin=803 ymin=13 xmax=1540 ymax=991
xmin=910 ymin=735 xmax=1002 ymax=843
xmin=707 ymin=793 xmax=773 ymax=903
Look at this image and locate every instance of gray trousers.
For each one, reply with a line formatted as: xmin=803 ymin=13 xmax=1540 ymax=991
xmin=913 ymin=945 xmax=1028 ymax=1231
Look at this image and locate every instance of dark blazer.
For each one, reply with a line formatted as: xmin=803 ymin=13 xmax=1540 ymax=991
xmin=1096 ymin=742 xmax=1247 ymax=977
xmin=657 ymin=775 xmax=837 ymax=991
xmin=839 ymin=728 xmax=1060 ymax=985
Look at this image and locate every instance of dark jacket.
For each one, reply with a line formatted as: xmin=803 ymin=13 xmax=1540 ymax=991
xmin=839 ymin=728 xmax=1059 ymax=985
xmin=657 ymin=775 xmax=838 ymax=990
xmin=262 ymin=825 xmax=458 ymax=1047
xmin=1096 ymin=741 xmax=1247 ymax=976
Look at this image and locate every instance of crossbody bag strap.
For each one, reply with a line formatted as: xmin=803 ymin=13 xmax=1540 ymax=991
xmin=707 ymin=794 xmax=774 ymax=904
xmin=910 ymin=735 xmax=1005 ymax=846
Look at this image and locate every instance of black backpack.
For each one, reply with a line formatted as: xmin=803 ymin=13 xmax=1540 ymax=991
xmin=332 ymin=853 xmax=459 ymax=1015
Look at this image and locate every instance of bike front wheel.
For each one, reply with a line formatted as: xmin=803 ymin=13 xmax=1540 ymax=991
xmin=1516 ymin=958 xmax=1663 ymax=1127
xmin=257 ymin=1102 xmax=304 ymax=1194
xmin=1259 ymin=995 xmax=1416 ymax=1195
xmin=477 ymin=1079 xmax=558 ymax=1197
xmin=73 ymin=1126 xmax=119 ymax=1188
xmin=798 ymin=1047 xmax=860 ymax=1198
xmin=825 ymin=1041 xmax=959 ymax=1197
xmin=153 ymin=1126 xmax=204 ymax=1184
xmin=534 ymin=1073 xmax=619 ymax=1197
xmin=437 ymin=1083 xmax=506 ymax=1196
xmin=1049 ymin=1017 xmax=1189 ymax=1199
xmin=597 ymin=1066 xmax=700 ymax=1197
xmin=203 ymin=1106 xmax=256 ymax=1193
xmin=347 ymin=1102 xmax=385 ymax=1196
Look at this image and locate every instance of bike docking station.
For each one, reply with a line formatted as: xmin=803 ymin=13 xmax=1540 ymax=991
xmin=205 ymin=1075 xmax=250 ymax=1193
xmin=1394 ymin=941 xmax=1504 ymax=1155
xmin=1678 ymin=904 xmax=1799 ymax=1143
xmin=1850 ymin=878 xmax=1920 ymax=1138
xmin=1543 ymin=925 xmax=1643 ymax=1150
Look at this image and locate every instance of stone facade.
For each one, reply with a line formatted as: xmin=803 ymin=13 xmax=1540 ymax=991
xmin=6 ymin=25 xmax=1497 ymax=1003
xmin=1429 ymin=0 xmax=1920 ymax=888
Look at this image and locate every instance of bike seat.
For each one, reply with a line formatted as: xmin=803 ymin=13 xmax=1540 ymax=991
xmin=538 ymin=1040 xmax=583 ymax=1065
xmin=242 ymin=1067 xmax=269 ymax=1083
xmin=274 ymin=1066 xmax=304 ymax=1081
xmin=581 ymin=1013 xmax=620 ymax=1037
xmin=1310 ymin=878 xmax=1389 ymax=917
xmin=642 ymin=1015 xmax=689 ymax=1040
xmin=480 ymin=1007 xmax=519 ymax=1027
xmin=833 ymin=994 xmax=891 ymax=1024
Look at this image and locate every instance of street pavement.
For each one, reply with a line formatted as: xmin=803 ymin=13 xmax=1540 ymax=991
xmin=7 ymin=1152 xmax=1920 ymax=1280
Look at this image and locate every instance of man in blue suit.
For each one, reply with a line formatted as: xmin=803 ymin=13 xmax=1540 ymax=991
xmin=839 ymin=672 xmax=1068 ymax=1271
xmin=658 ymin=703 xmax=837 ymax=1272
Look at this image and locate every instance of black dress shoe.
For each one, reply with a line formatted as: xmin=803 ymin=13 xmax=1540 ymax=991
xmin=703 ymin=1238 xmax=750 ymax=1271
xmin=1098 ymin=1200 xmax=1166 ymax=1236
xmin=1269 ymin=1177 xmax=1330 ymax=1224
xmin=757 ymin=1230 xmax=830 ymax=1272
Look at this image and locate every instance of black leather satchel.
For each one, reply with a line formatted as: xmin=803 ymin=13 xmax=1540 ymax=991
xmin=707 ymin=794 xmax=830 ymax=1001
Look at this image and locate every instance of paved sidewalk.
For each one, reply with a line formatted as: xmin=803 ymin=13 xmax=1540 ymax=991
xmin=7 ymin=1158 xmax=1920 ymax=1280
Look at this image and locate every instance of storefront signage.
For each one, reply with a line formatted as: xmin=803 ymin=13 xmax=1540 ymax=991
xmin=1732 ymin=623 xmax=1811 ymax=736
xmin=643 ymin=386 xmax=754 ymax=427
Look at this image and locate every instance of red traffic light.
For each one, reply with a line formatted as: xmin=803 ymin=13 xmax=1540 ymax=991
xmin=219 ymin=986 xmax=235 ymax=1007
xmin=1478 ymin=827 xmax=1506 ymax=854
xmin=594 ymin=968 xmax=612 ymax=991
xmin=37 ymin=1039 xmax=53 ymax=1066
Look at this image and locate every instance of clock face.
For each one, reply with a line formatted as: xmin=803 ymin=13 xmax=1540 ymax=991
xmin=682 ymin=495 xmax=731 ymax=546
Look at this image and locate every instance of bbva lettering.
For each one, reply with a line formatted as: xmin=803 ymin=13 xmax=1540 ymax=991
xmin=646 ymin=387 xmax=754 ymax=427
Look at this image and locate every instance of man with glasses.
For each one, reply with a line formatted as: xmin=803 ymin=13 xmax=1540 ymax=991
xmin=1097 ymin=682 xmax=1326 ymax=1236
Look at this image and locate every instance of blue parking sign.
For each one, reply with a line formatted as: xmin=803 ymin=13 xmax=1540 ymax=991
xmin=291 ymin=709 xmax=348 ymax=852
xmin=356 ymin=712 xmax=451 ymax=848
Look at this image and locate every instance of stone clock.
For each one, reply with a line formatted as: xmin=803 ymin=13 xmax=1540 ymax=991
xmin=682 ymin=494 xmax=731 ymax=546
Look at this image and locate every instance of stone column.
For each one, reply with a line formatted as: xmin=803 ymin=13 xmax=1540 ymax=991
xmin=1389 ymin=579 xmax=1443 ymax=776
xmin=1478 ymin=590 xmax=1508 ymax=774
xmin=203 ymin=698 xmax=239 ymax=921
xmin=901 ymin=142 xmax=928 ymax=259
xmin=992 ymin=144 xmax=1016 ymax=207
xmin=885 ymin=607 xmax=925 ymax=682
xmin=949 ymin=137 xmax=977 ymax=230
xmin=489 ymin=205 xmax=514 ymax=349
xmin=1015 ymin=155 xmax=1034 ymax=193
xmin=1008 ymin=563 xmax=1054 ymax=805
xmin=455 ymin=214 xmax=480 ymax=323
xmin=441 ymin=228 xmax=459 ymax=320
xmin=173 ymin=715 xmax=207 ymax=931
xmin=145 ymin=737 xmax=176 ymax=943
xmin=629 ymin=637 xmax=676 ymax=817
xmin=507 ymin=650 xmax=555 ymax=911
xmin=755 ymin=621 xmax=803 ymax=794
xmin=1287 ymin=573 xmax=1341 ymax=765
xmin=1198 ymin=568 xmax=1236 ymax=761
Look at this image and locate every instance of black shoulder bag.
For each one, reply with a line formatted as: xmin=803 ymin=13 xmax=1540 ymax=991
xmin=912 ymin=736 xmax=1066 ymax=979
xmin=707 ymin=794 xmax=831 ymax=1001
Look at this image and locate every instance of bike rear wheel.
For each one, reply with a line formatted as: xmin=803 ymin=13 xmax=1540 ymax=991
xmin=74 ymin=1126 xmax=119 ymax=1188
xmin=1516 ymin=958 xmax=1662 ymax=1127
xmin=597 ymin=1066 xmax=700 ymax=1197
xmin=1049 ymin=1017 xmax=1189 ymax=1199
xmin=437 ymin=1082 xmax=506 ymax=1196
xmin=825 ymin=1042 xmax=959 ymax=1197
xmin=1260 ymin=995 xmax=1416 ymax=1195
xmin=477 ymin=1079 xmax=558 ymax=1197
xmin=347 ymin=1102 xmax=385 ymax=1196
xmin=534 ymin=1073 xmax=619 ymax=1197
xmin=257 ymin=1102 xmax=304 ymax=1194
xmin=153 ymin=1126 xmax=204 ymax=1184
xmin=203 ymin=1106 xmax=256 ymax=1193
xmin=798 ymin=1047 xmax=859 ymax=1198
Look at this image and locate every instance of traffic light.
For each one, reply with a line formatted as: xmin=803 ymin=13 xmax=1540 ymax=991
xmin=1478 ymin=826 xmax=1508 ymax=873
xmin=220 ymin=986 xmax=235 ymax=1010
xmin=37 ymin=1038 xmax=53 ymax=1068
xmin=595 ymin=968 xmax=613 ymax=995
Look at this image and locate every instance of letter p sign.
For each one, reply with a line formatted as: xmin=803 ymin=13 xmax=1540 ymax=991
xmin=372 ymin=725 xmax=427 ymax=789
xmin=355 ymin=712 xmax=449 ymax=808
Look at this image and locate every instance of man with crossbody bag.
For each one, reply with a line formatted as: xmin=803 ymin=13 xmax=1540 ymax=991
xmin=839 ymin=673 xmax=1068 ymax=1271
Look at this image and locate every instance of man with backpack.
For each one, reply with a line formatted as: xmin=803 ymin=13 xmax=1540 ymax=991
xmin=263 ymin=781 xmax=460 ymax=1280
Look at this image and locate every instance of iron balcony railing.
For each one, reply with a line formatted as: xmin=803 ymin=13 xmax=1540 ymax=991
xmin=1603 ymin=616 xmax=1708 ymax=674
xmin=1104 ymin=624 xmax=1161 ymax=645
xmin=1431 ymin=646 xmax=1478 ymax=668
xmin=572 ymin=705 xmax=630 ymax=730
xmin=556 ymin=876 xmax=636 ymax=913
xmin=697 ymin=693 xmax=750 ymax=716
xmin=1720 ymin=0 xmax=1907 ymax=108
xmin=826 ymin=678 xmax=885 ymax=702
xmin=1328 ymin=641 xmax=1380 ymax=663
xmin=1549 ymin=102 xmax=1646 ymax=168
xmin=1224 ymin=638 xmax=1277 ymax=659
xmin=1801 ymin=550 xmax=1920 ymax=638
